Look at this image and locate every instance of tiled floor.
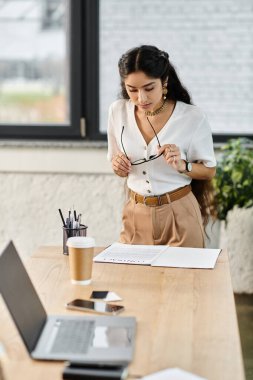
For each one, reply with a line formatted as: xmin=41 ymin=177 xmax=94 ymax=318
xmin=235 ymin=294 xmax=253 ymax=380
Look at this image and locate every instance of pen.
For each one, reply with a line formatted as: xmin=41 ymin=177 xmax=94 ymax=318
xmin=58 ymin=209 xmax=67 ymax=227
xmin=65 ymin=217 xmax=69 ymax=227
xmin=73 ymin=220 xmax=79 ymax=229
xmin=77 ymin=213 xmax=82 ymax=225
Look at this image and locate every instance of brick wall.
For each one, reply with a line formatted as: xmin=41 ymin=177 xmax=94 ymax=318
xmin=100 ymin=0 xmax=253 ymax=135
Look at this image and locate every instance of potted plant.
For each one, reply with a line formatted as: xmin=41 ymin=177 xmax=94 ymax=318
xmin=212 ymin=138 xmax=253 ymax=293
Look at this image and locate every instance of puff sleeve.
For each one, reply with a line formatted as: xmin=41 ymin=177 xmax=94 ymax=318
xmin=107 ymin=103 xmax=121 ymax=161
xmin=187 ymin=116 xmax=216 ymax=167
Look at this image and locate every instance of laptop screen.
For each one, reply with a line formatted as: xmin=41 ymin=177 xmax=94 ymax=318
xmin=0 ymin=241 xmax=47 ymax=353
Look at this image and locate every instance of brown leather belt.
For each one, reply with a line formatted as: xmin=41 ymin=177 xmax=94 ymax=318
xmin=130 ymin=185 xmax=191 ymax=207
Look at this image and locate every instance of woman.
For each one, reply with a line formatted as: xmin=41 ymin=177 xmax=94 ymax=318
xmin=107 ymin=45 xmax=216 ymax=247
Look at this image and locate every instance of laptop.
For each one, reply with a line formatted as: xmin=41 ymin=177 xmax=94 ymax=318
xmin=0 ymin=241 xmax=136 ymax=363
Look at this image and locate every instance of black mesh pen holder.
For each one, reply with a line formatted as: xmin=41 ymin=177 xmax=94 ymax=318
xmin=62 ymin=224 xmax=88 ymax=255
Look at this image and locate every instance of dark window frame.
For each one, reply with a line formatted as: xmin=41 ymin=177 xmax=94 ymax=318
xmin=81 ymin=0 xmax=104 ymax=141
xmin=212 ymin=133 xmax=253 ymax=143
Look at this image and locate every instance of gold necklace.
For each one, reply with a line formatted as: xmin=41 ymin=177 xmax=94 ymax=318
xmin=145 ymin=100 xmax=167 ymax=117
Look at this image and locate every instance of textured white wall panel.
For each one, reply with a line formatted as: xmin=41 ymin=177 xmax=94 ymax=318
xmin=0 ymin=171 xmax=126 ymax=257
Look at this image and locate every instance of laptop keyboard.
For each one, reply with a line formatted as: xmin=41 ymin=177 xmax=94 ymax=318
xmin=50 ymin=319 xmax=95 ymax=354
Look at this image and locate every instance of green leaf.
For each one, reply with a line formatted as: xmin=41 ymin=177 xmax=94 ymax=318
xmin=212 ymin=138 xmax=253 ymax=220
xmin=231 ymin=170 xmax=243 ymax=183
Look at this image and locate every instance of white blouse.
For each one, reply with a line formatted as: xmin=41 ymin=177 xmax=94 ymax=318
xmin=107 ymin=99 xmax=216 ymax=196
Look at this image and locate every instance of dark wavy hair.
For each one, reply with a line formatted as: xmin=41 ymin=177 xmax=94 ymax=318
xmin=118 ymin=45 xmax=215 ymax=231
xmin=118 ymin=45 xmax=191 ymax=104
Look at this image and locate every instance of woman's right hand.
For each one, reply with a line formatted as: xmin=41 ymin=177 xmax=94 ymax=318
xmin=112 ymin=152 xmax=131 ymax=177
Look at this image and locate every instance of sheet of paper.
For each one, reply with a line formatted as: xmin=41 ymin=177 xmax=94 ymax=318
xmin=151 ymin=247 xmax=221 ymax=269
xmin=142 ymin=367 xmax=207 ymax=380
xmin=93 ymin=243 xmax=167 ymax=265
xmin=104 ymin=292 xmax=122 ymax=301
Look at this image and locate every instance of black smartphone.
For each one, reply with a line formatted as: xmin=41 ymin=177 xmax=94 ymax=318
xmin=90 ymin=290 xmax=109 ymax=299
xmin=65 ymin=299 xmax=124 ymax=315
xmin=63 ymin=362 xmax=128 ymax=379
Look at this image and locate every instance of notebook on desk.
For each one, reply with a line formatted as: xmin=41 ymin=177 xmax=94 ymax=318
xmin=94 ymin=243 xmax=221 ymax=269
xmin=0 ymin=241 xmax=136 ymax=364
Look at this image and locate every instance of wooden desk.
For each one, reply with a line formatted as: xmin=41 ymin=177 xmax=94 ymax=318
xmin=0 ymin=247 xmax=245 ymax=380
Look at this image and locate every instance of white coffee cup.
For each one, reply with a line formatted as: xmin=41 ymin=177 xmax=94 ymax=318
xmin=67 ymin=236 xmax=95 ymax=285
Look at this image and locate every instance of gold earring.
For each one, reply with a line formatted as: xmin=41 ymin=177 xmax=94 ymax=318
xmin=163 ymin=87 xmax=168 ymax=100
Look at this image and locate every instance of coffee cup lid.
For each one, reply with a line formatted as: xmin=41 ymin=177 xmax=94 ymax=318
xmin=67 ymin=236 xmax=95 ymax=248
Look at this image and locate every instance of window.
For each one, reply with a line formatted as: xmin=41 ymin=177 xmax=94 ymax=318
xmin=0 ymin=0 xmax=100 ymax=139
xmin=1 ymin=0 xmax=252 ymax=142
xmin=99 ymin=0 xmax=253 ymax=143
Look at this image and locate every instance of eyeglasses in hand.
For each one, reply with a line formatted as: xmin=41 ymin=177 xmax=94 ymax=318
xmin=121 ymin=117 xmax=163 ymax=166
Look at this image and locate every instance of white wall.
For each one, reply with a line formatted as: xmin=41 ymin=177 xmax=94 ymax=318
xmin=0 ymin=141 xmax=126 ymax=257
xmin=0 ymin=141 xmax=220 ymax=257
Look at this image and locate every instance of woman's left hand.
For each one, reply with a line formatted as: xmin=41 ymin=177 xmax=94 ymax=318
xmin=158 ymin=144 xmax=185 ymax=172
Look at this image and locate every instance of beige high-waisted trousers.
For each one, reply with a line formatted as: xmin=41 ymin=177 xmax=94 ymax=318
xmin=119 ymin=190 xmax=205 ymax=248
